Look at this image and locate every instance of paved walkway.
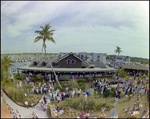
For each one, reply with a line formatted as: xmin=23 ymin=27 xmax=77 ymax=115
xmin=2 ymin=91 xmax=50 ymax=118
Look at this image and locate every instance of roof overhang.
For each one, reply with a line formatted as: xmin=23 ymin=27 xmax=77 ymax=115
xmin=17 ymin=65 xmax=117 ymax=72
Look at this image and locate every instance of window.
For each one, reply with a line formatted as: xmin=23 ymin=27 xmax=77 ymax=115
xmin=72 ymin=59 xmax=76 ymax=64
xmin=66 ymin=59 xmax=76 ymax=64
xmin=66 ymin=59 xmax=71 ymax=64
xmin=52 ymin=62 xmax=56 ymax=66
xmin=81 ymin=55 xmax=83 ymax=59
xmin=97 ymin=56 xmax=100 ymax=59
xmin=33 ymin=61 xmax=37 ymax=66
xmin=42 ymin=62 xmax=46 ymax=66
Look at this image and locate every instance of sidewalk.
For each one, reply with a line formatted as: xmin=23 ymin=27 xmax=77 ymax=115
xmin=2 ymin=91 xmax=50 ymax=118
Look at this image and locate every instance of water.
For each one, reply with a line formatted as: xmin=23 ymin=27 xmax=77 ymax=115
xmin=9 ymin=61 xmax=31 ymax=73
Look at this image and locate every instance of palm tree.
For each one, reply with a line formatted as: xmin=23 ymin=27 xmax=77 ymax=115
xmin=83 ymin=56 xmax=89 ymax=61
xmin=114 ymin=46 xmax=122 ymax=62
xmin=1 ymin=55 xmax=14 ymax=80
xmin=114 ymin=46 xmax=122 ymax=70
xmin=114 ymin=46 xmax=122 ymax=59
xmin=34 ymin=23 xmax=62 ymax=88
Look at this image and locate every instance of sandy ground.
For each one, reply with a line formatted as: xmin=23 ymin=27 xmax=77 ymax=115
xmin=1 ymin=97 xmax=12 ymax=118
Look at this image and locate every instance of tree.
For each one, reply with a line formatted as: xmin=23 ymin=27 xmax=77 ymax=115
xmin=36 ymin=74 xmax=43 ymax=82
xmin=114 ymin=46 xmax=122 ymax=66
xmin=114 ymin=46 xmax=122 ymax=57
xmin=68 ymin=79 xmax=79 ymax=90
xmin=34 ymin=23 xmax=62 ymax=88
xmin=118 ymin=69 xmax=128 ymax=78
xmin=106 ymin=56 xmax=110 ymax=60
xmin=96 ymin=59 xmax=100 ymax=62
xmin=58 ymin=55 xmax=61 ymax=59
xmin=88 ymin=76 xmax=93 ymax=83
xmin=103 ymin=89 xmax=112 ymax=106
xmin=83 ymin=56 xmax=89 ymax=61
xmin=1 ymin=56 xmax=14 ymax=80
xmin=91 ymin=59 xmax=93 ymax=62
xmin=62 ymin=75 xmax=68 ymax=84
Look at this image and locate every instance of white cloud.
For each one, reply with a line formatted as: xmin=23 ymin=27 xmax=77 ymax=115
xmin=1 ymin=1 xmax=149 ymax=58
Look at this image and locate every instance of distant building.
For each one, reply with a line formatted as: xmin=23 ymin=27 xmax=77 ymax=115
xmin=123 ymin=64 xmax=149 ymax=74
xmin=60 ymin=52 xmax=107 ymax=65
xmin=113 ymin=55 xmax=130 ymax=62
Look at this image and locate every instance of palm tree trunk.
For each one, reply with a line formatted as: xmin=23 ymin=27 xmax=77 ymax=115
xmin=44 ymin=47 xmax=62 ymax=89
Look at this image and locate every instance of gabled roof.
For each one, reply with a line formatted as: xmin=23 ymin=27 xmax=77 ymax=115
xmin=59 ymin=52 xmax=84 ymax=62
xmin=82 ymin=61 xmax=90 ymax=67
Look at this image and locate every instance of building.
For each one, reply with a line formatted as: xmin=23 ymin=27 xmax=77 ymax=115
xmin=60 ymin=52 xmax=107 ymax=65
xmin=113 ymin=55 xmax=130 ymax=62
xmin=123 ymin=64 xmax=149 ymax=74
xmin=17 ymin=52 xmax=116 ymax=80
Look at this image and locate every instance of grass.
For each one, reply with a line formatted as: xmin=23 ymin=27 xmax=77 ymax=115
xmin=1 ymin=79 xmax=42 ymax=106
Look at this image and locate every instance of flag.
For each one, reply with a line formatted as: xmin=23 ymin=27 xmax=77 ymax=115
xmin=109 ymin=109 xmax=117 ymax=116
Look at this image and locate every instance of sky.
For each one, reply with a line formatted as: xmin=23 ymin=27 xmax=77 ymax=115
xmin=1 ymin=1 xmax=149 ymax=58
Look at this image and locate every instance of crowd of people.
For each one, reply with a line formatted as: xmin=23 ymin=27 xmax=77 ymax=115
xmin=6 ymin=104 xmax=21 ymax=118
xmin=13 ymin=72 xmax=149 ymax=118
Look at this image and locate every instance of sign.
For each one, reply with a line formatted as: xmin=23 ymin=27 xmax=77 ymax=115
xmin=109 ymin=109 xmax=117 ymax=116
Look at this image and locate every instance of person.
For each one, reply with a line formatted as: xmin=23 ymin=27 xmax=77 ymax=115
xmin=100 ymin=91 xmax=103 ymax=98
xmin=39 ymin=101 xmax=43 ymax=110
xmin=56 ymin=104 xmax=59 ymax=112
xmin=36 ymin=88 xmax=39 ymax=95
xmin=25 ymin=101 xmax=28 ymax=109
xmin=43 ymin=96 xmax=47 ymax=104
xmin=61 ymin=93 xmax=64 ymax=101
xmin=66 ymin=87 xmax=69 ymax=92
xmin=141 ymin=108 xmax=148 ymax=117
xmin=57 ymin=95 xmax=61 ymax=103
xmin=43 ymin=105 xmax=46 ymax=112
xmin=101 ymin=107 xmax=105 ymax=114
xmin=85 ymin=112 xmax=90 ymax=119
xmin=50 ymin=91 xmax=53 ymax=100
xmin=11 ymin=75 xmax=14 ymax=82
xmin=31 ymin=103 xmax=34 ymax=108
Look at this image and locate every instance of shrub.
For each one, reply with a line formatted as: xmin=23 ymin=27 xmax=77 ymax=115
xmin=95 ymin=103 xmax=105 ymax=111
xmin=15 ymin=76 xmax=25 ymax=80
xmin=68 ymin=79 xmax=79 ymax=90
xmin=105 ymin=104 xmax=113 ymax=111
xmin=54 ymin=82 xmax=66 ymax=92
xmin=65 ymin=98 xmax=73 ymax=107
xmin=87 ymin=76 xmax=93 ymax=82
xmin=30 ymin=77 xmax=38 ymax=82
xmin=111 ymin=87 xmax=116 ymax=97
xmin=72 ymin=96 xmax=95 ymax=111
xmin=23 ymin=84 xmax=33 ymax=91
xmin=77 ymin=79 xmax=86 ymax=83
xmin=62 ymin=75 xmax=68 ymax=81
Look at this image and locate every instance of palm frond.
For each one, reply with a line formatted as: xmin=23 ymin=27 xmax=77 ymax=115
xmin=34 ymin=30 xmax=40 ymax=33
xmin=34 ymin=36 xmax=43 ymax=43
xmin=40 ymin=26 xmax=44 ymax=29
xmin=46 ymin=37 xmax=56 ymax=43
